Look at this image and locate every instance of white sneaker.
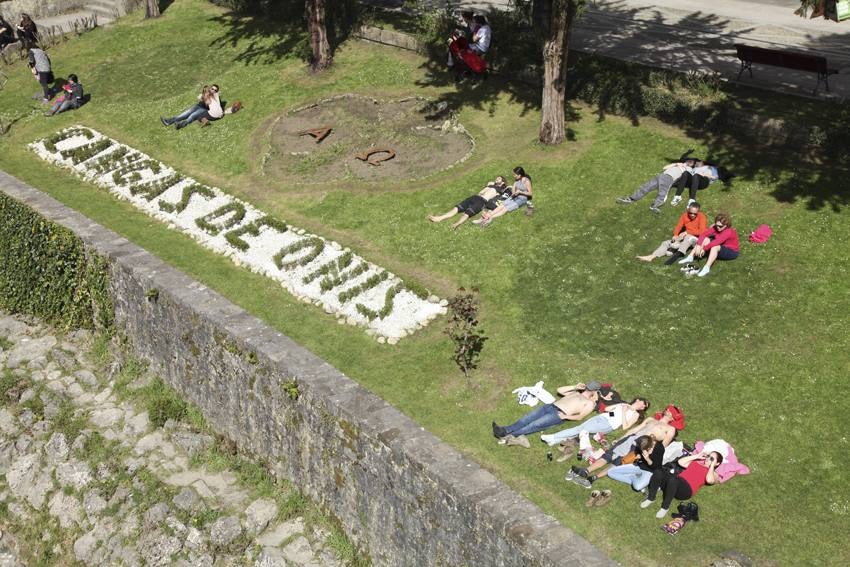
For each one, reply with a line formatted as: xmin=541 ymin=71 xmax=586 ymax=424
xmin=678 ymin=254 xmax=694 ymax=264
xmin=687 ymin=198 xmax=695 ymax=206
xmin=656 ymin=508 xmax=669 ymax=518
xmin=540 ymin=434 xmax=555 ymax=446
xmin=640 ymin=499 xmax=655 ymax=509
xmin=670 ymin=195 xmax=682 ymax=206
xmin=697 ymin=266 xmax=710 ymax=277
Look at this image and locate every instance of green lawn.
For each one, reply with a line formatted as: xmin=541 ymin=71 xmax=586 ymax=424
xmin=1 ymin=2 xmax=848 ymax=565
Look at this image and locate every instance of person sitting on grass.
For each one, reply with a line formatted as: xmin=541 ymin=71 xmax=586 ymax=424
xmin=491 ymin=382 xmax=603 ymax=448
xmin=540 ymin=398 xmax=649 ymax=447
xmin=45 ymin=74 xmax=84 ymax=116
xmin=476 ymin=166 xmax=533 ymax=226
xmin=428 ymin=178 xmax=505 ymax=229
xmin=0 ymin=16 xmax=15 ymax=49
xmin=640 ymin=450 xmax=722 ymax=518
xmin=566 ymin=404 xmax=684 ymax=487
xmin=470 ymin=15 xmax=492 ymax=57
xmin=636 ymin=202 xmax=707 ymax=265
xmin=197 ymin=84 xmax=242 ymax=127
xmin=678 ymin=212 xmax=739 ymax=277
xmin=670 ymin=159 xmax=720 ymax=206
xmin=446 ymin=10 xmax=477 ymax=68
xmin=617 ymin=159 xmax=694 ymax=214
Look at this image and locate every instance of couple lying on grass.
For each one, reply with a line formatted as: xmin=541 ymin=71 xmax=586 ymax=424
xmin=160 ymin=84 xmax=243 ymax=130
xmin=428 ymin=167 xmax=533 ymax=229
xmin=493 ymin=383 xmax=722 ymax=518
xmin=636 ymin=202 xmax=740 ymax=278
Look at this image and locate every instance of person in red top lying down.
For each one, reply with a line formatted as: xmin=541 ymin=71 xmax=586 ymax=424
xmin=640 ymin=450 xmax=722 ymax=518
xmin=678 ymin=212 xmax=739 ymax=278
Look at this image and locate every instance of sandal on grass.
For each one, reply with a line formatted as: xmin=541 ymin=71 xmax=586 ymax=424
xmin=593 ymin=489 xmax=613 ymax=507
xmin=585 ymin=490 xmax=601 ymax=507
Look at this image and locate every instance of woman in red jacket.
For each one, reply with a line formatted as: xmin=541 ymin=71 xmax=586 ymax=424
xmin=678 ymin=212 xmax=739 ymax=277
xmin=640 ymin=450 xmax=722 ymax=518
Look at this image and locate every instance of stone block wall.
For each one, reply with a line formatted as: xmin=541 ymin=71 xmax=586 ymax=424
xmin=0 ymin=0 xmax=87 ymax=20
xmin=0 ymin=170 xmax=613 ymax=567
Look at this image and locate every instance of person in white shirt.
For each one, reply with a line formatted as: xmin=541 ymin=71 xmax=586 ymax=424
xmin=540 ymin=398 xmax=649 ymax=446
xmin=470 ymin=15 xmax=491 ymax=55
xmin=616 ymin=159 xmax=695 ymax=214
xmin=670 ymin=160 xmax=720 ymax=206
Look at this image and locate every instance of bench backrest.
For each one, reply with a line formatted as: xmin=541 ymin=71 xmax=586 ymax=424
xmin=735 ymin=44 xmax=828 ymax=73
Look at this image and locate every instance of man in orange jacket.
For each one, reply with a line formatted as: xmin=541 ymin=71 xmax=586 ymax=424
xmin=636 ymin=202 xmax=707 ymax=265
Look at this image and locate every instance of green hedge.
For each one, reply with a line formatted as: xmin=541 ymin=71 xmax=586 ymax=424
xmin=0 ymin=193 xmax=113 ymax=330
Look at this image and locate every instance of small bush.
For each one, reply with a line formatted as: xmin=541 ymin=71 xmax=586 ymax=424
xmin=444 ymin=287 xmax=487 ymax=378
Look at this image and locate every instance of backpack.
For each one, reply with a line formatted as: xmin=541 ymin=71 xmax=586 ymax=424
xmin=749 ymin=224 xmax=773 ymax=243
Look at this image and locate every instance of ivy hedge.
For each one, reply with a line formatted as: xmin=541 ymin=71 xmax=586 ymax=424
xmin=0 ymin=193 xmax=113 ymax=330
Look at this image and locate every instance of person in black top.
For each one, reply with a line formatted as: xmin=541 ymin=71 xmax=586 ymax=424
xmin=16 ymin=14 xmax=38 ymax=49
xmin=428 ymin=177 xmax=507 ymax=229
xmin=0 ymin=16 xmax=15 ymax=48
xmin=45 ymin=74 xmax=84 ymax=116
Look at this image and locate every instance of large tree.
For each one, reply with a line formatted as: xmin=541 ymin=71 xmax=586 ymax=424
xmin=145 ymin=0 xmax=160 ymax=19
xmin=306 ymin=0 xmax=332 ymax=70
xmin=534 ymin=0 xmax=583 ymax=145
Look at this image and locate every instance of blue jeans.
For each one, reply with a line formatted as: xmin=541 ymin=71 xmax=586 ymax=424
xmin=608 ymin=464 xmax=653 ymax=491
xmin=542 ymin=413 xmax=614 ymax=445
xmin=505 ymin=403 xmax=563 ymax=436
xmin=167 ymin=104 xmax=207 ymax=125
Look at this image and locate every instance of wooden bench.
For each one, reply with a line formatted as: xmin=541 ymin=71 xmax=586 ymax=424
xmin=734 ymin=44 xmax=838 ymax=94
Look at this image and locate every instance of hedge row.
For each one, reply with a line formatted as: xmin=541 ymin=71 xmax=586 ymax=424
xmin=0 ymin=193 xmax=113 ymax=330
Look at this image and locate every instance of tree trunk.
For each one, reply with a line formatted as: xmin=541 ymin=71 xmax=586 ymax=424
xmin=145 ymin=0 xmax=160 ymax=19
xmin=538 ymin=0 xmax=578 ymax=145
xmin=305 ymin=0 xmax=332 ymax=71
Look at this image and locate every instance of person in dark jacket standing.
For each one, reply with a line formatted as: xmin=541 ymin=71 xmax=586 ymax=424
xmin=17 ymin=13 xmax=38 ymax=48
xmin=27 ymin=47 xmax=53 ymax=101
xmin=46 ymin=74 xmax=84 ymax=116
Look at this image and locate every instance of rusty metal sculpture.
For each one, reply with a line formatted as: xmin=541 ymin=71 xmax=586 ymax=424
xmin=354 ymin=148 xmax=396 ymax=166
xmin=298 ymin=126 xmax=332 ymax=143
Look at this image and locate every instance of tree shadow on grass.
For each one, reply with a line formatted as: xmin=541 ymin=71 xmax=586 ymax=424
xmin=207 ymin=1 xmax=359 ymax=66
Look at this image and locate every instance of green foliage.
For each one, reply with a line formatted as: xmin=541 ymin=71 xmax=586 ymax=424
xmin=303 ymin=250 xmax=353 ymax=284
xmin=195 ymin=202 xmax=248 ymax=235
xmin=444 ymin=288 xmax=487 ymax=378
xmin=0 ymin=193 xmax=113 ymax=330
xmin=140 ymin=378 xmax=188 ymax=427
xmin=319 ymin=261 xmax=367 ymax=292
xmin=43 ymin=127 xmax=93 ymax=153
xmin=223 ymin=215 xmax=288 ymax=251
xmin=337 ymin=270 xmax=388 ymax=303
xmin=51 ymin=399 xmax=88 ymax=441
xmin=356 ymin=281 xmax=402 ymax=320
xmin=281 ymin=378 xmax=300 ymax=400
xmin=145 ymin=288 xmax=159 ymax=302
xmin=273 ymin=237 xmax=325 ymax=270
xmin=158 ymin=183 xmax=215 ymax=213
xmin=129 ymin=173 xmax=185 ymax=201
xmin=60 ymin=138 xmax=114 ymax=164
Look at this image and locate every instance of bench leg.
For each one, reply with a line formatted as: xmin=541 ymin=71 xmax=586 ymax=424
xmin=737 ymin=60 xmax=752 ymax=80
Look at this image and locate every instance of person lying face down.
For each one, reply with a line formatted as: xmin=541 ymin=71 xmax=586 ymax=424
xmin=427 ymin=176 xmax=508 ymax=229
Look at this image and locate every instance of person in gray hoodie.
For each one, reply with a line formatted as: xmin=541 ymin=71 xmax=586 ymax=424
xmin=27 ymin=47 xmax=53 ymax=101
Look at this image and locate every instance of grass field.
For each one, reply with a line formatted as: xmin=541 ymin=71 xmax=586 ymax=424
xmin=1 ymin=2 xmax=849 ymax=565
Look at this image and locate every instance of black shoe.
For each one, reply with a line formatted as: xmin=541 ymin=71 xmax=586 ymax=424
xmin=492 ymin=421 xmax=507 ymax=438
xmin=664 ymin=251 xmax=684 ymax=266
xmin=175 ymin=121 xmax=187 ymax=130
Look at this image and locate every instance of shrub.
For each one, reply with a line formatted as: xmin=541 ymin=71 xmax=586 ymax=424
xmin=444 ymin=287 xmax=487 ymax=378
xmin=0 ymin=193 xmax=113 ymax=330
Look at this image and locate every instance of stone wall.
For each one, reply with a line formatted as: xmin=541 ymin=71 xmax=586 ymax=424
xmin=0 ymin=169 xmax=613 ymax=567
xmin=0 ymin=0 xmax=87 ymax=20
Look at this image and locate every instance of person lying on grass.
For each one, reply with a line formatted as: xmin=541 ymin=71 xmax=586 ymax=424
xmin=670 ymin=159 xmax=720 ymax=207
xmin=197 ymin=83 xmax=242 ymax=127
xmin=475 ymin=166 xmax=532 ymax=226
xmin=617 ymin=159 xmax=694 ymax=214
xmin=540 ymin=398 xmax=649 ymax=447
xmin=640 ymin=450 xmax=722 ymax=518
xmin=428 ymin=177 xmax=506 ymax=229
xmin=491 ymin=382 xmax=604 ymax=448
xmin=636 ymin=202 xmax=707 ymax=264
xmin=678 ymin=212 xmax=739 ymax=277
xmin=566 ymin=404 xmax=684 ymax=487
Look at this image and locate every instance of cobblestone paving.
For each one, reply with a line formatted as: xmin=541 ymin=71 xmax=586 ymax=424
xmin=0 ymin=312 xmax=354 ymax=566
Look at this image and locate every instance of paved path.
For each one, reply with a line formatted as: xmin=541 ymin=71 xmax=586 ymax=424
xmin=427 ymin=0 xmax=850 ymax=99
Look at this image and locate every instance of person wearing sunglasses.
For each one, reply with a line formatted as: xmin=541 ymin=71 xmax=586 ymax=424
xmin=640 ymin=450 xmax=722 ymax=518
xmin=678 ymin=212 xmax=739 ymax=277
xmin=637 ymin=202 xmax=707 ymax=265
